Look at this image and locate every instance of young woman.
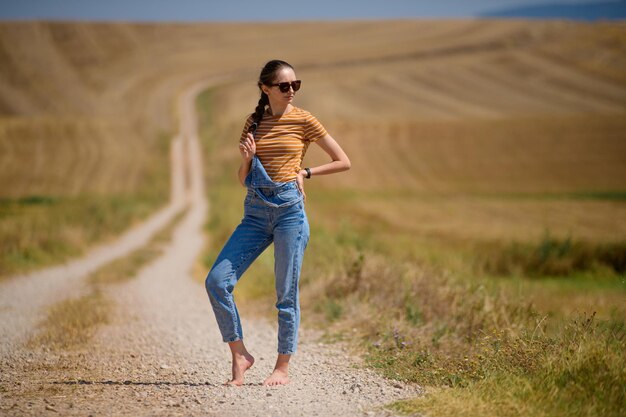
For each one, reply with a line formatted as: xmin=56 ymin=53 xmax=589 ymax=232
xmin=204 ymin=59 xmax=351 ymax=386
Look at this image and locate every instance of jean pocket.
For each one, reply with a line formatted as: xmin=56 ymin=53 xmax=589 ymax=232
xmin=276 ymin=187 xmax=300 ymax=204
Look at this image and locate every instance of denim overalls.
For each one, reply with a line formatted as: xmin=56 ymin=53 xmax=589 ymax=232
xmin=205 ymin=154 xmax=310 ymax=355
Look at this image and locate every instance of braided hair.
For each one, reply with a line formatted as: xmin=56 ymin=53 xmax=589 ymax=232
xmin=249 ymin=59 xmax=294 ymax=134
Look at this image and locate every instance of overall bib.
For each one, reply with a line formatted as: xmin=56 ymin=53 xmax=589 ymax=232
xmin=205 ymin=154 xmax=310 ymax=355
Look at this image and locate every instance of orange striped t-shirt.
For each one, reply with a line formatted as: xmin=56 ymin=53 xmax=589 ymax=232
xmin=239 ymin=106 xmax=328 ymax=183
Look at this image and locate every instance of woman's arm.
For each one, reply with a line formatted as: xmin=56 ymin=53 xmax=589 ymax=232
xmin=298 ymin=133 xmax=351 ymax=177
xmin=238 ymin=159 xmax=252 ymax=187
xmin=295 ymin=133 xmax=350 ymax=203
xmin=238 ymin=132 xmax=256 ymax=187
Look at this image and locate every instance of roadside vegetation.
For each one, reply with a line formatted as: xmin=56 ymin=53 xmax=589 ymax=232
xmin=0 ymin=141 xmax=171 ymax=281
xmin=27 ymin=208 xmax=186 ymax=350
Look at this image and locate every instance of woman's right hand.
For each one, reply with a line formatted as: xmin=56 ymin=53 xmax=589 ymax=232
xmin=239 ymin=132 xmax=256 ymax=161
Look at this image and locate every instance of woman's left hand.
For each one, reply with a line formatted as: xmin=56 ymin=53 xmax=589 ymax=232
xmin=296 ymin=170 xmax=307 ymax=204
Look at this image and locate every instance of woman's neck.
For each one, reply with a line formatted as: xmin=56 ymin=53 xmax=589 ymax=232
xmin=268 ymin=103 xmax=292 ymax=116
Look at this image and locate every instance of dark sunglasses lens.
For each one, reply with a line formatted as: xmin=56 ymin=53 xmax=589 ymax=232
xmin=278 ymin=81 xmax=301 ymax=93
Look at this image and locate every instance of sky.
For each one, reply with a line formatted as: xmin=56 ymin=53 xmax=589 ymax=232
xmin=0 ymin=0 xmax=619 ymax=21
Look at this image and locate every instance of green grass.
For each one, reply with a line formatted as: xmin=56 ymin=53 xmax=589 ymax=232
xmin=474 ymin=231 xmax=626 ymax=277
xmin=389 ymin=311 xmax=626 ymax=417
xmin=0 ymin=192 xmax=166 ymax=280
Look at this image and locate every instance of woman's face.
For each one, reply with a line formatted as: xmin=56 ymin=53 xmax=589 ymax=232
xmin=262 ymin=67 xmax=297 ymax=105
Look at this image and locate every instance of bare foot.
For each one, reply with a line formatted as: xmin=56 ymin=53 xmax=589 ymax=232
xmin=262 ymin=368 xmax=290 ymax=386
xmin=224 ymin=351 xmax=255 ymax=386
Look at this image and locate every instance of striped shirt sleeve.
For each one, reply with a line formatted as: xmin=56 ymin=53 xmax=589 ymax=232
xmin=304 ymin=113 xmax=328 ymax=143
xmin=239 ymin=114 xmax=254 ymax=143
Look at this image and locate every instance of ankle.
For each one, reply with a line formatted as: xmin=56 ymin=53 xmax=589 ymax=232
xmin=273 ymin=363 xmax=289 ymax=373
xmin=232 ymin=351 xmax=251 ymax=360
xmin=227 ymin=340 xmax=250 ymax=357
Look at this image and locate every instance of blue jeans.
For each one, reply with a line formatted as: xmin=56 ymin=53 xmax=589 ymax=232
xmin=205 ymin=155 xmax=310 ymax=355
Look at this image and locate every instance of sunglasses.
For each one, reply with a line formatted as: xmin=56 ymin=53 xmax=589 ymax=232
xmin=269 ymin=80 xmax=301 ymax=93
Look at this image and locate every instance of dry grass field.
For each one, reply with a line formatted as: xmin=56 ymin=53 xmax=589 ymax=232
xmin=1 ymin=18 xmax=625 ymax=416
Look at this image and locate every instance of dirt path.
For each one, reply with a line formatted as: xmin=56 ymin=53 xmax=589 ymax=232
xmin=0 ymin=105 xmax=188 ymax=357
xmin=0 ymin=79 xmax=424 ymax=416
